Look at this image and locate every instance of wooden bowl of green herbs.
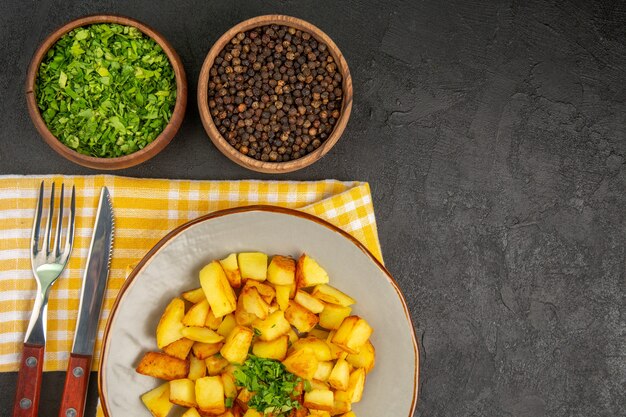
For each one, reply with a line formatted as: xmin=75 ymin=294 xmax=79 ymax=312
xmin=26 ymin=15 xmax=187 ymax=170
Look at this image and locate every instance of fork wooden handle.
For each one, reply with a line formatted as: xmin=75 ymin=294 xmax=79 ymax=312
xmin=12 ymin=343 xmax=44 ymax=417
xmin=58 ymin=354 xmax=92 ymax=417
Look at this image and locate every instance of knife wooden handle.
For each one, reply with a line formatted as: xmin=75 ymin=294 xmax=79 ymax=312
xmin=12 ymin=343 xmax=44 ymax=417
xmin=58 ymin=354 xmax=92 ymax=417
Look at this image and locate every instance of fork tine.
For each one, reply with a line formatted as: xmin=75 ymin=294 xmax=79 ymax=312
xmin=43 ymin=183 xmax=55 ymax=255
xmin=31 ymin=181 xmax=44 ymax=256
xmin=53 ymin=183 xmax=65 ymax=258
xmin=62 ymin=185 xmax=76 ymax=259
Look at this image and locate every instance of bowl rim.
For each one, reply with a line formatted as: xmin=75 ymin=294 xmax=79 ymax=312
xmin=197 ymin=14 xmax=353 ymax=174
xmin=25 ymin=14 xmax=188 ymax=170
xmin=97 ymin=205 xmax=419 ymax=416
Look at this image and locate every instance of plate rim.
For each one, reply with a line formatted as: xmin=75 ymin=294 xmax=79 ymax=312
xmin=97 ymin=204 xmax=420 ymax=416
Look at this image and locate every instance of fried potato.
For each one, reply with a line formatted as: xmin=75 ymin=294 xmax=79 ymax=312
xmin=319 ymin=303 xmax=352 ymax=330
xmin=182 ymin=327 xmax=224 ymax=344
xmin=240 ymin=286 xmax=269 ymax=320
xmin=163 ymin=337 xmax=195 ymax=360
xmin=200 ymin=261 xmax=237 ymax=317
xmin=252 ymin=335 xmax=289 ymax=361
xmin=205 ymin=307 xmax=224 ymax=330
xmin=192 ymin=342 xmax=224 ymax=360
xmin=313 ymin=361 xmax=334 ymax=382
xmin=141 ymin=382 xmax=173 ymax=417
xmin=182 ymin=287 xmax=206 ymax=304
xmin=188 ymin=354 xmax=206 ymax=380
xmin=267 ymin=255 xmax=296 ymax=285
xmin=196 ymin=376 xmax=226 ymax=415
xmin=291 ymin=337 xmax=333 ymax=361
xmin=253 ymin=310 xmax=291 ymax=341
xmin=183 ymin=299 xmax=210 ymax=327
xmin=216 ymin=313 xmax=237 ymax=337
xmin=311 ymin=284 xmax=355 ymax=307
xmin=332 ymin=390 xmax=352 ymax=415
xmin=347 ymin=368 xmax=366 ymax=403
xmin=274 ymin=284 xmax=291 ymax=310
xmin=328 ymin=358 xmax=350 ymax=391
xmin=220 ymin=325 xmax=253 ymax=364
xmin=331 ymin=316 xmax=372 ymax=354
xmin=294 ymin=290 xmax=325 ymax=314
xmin=181 ymin=407 xmax=202 ymax=417
xmin=206 ymin=354 xmax=230 ymax=376
xmin=303 ymin=389 xmax=334 ymax=412
xmin=345 ymin=340 xmax=375 ymax=373
xmin=156 ymin=298 xmax=185 ymax=349
xmin=220 ymin=253 xmax=242 ymax=288
xmin=238 ymin=252 xmax=268 ymax=281
xmin=285 ymin=301 xmax=319 ymax=333
xmin=221 ymin=372 xmax=238 ymax=399
xmin=243 ymin=280 xmax=276 ymax=304
xmin=296 ymin=254 xmax=329 ymax=289
xmin=169 ymin=378 xmax=196 ymax=407
xmin=136 ymin=352 xmax=189 ymax=381
xmin=282 ymin=349 xmax=318 ymax=380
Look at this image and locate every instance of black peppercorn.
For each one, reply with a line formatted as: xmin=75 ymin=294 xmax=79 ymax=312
xmin=207 ymin=24 xmax=343 ymax=162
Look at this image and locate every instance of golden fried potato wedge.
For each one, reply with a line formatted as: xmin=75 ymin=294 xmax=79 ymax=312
xmin=141 ymin=382 xmax=173 ymax=417
xmin=163 ymin=337 xmax=195 ymax=360
xmin=331 ymin=316 xmax=372 ymax=354
xmin=240 ymin=286 xmax=269 ymax=320
xmin=347 ymin=368 xmax=366 ymax=403
xmin=252 ymin=335 xmax=289 ymax=361
xmin=291 ymin=337 xmax=333 ymax=361
xmin=238 ymin=252 xmax=268 ymax=281
xmin=267 ymin=255 xmax=296 ymax=285
xmin=311 ymin=284 xmax=355 ymax=307
xmin=188 ymin=354 xmax=206 ymax=380
xmin=156 ymin=298 xmax=185 ymax=349
xmin=181 ymin=407 xmax=202 ymax=417
xmin=313 ymin=361 xmax=334 ymax=382
xmin=282 ymin=348 xmax=319 ymax=380
xmin=217 ymin=313 xmax=237 ymax=337
xmin=191 ymin=342 xmax=224 ymax=360
xmin=205 ymin=307 xmax=224 ymax=330
xmin=252 ymin=310 xmax=291 ymax=341
xmin=303 ymin=389 xmax=334 ymax=412
xmin=274 ymin=284 xmax=291 ymax=311
xmin=296 ymin=254 xmax=329 ymax=289
xmin=221 ymin=371 xmax=238 ymax=399
xmin=220 ymin=253 xmax=242 ymax=289
xmin=200 ymin=261 xmax=237 ymax=318
xmin=196 ymin=376 xmax=226 ymax=415
xmin=332 ymin=390 xmax=352 ymax=415
xmin=294 ymin=290 xmax=325 ymax=314
xmin=243 ymin=279 xmax=276 ymax=304
xmin=182 ymin=327 xmax=224 ymax=344
xmin=328 ymin=358 xmax=350 ymax=391
xmin=182 ymin=287 xmax=206 ymax=304
xmin=205 ymin=355 xmax=230 ymax=376
xmin=220 ymin=325 xmax=254 ymax=364
xmin=169 ymin=378 xmax=196 ymax=407
xmin=183 ymin=299 xmax=210 ymax=327
xmin=319 ymin=303 xmax=352 ymax=330
xmin=345 ymin=340 xmax=375 ymax=373
xmin=285 ymin=301 xmax=319 ymax=333
xmin=136 ymin=352 xmax=189 ymax=381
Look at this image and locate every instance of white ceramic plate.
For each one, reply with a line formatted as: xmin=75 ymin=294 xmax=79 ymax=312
xmin=99 ymin=206 xmax=419 ymax=417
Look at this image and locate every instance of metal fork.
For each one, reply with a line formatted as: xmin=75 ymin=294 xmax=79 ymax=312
xmin=13 ymin=181 xmax=76 ymax=417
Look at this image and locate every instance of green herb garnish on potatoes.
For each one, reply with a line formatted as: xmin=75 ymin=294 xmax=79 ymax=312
xmin=234 ymin=355 xmax=304 ymax=416
xmin=35 ymin=23 xmax=176 ymax=157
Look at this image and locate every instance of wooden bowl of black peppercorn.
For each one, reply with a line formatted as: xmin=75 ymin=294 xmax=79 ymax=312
xmin=198 ymin=15 xmax=352 ymax=173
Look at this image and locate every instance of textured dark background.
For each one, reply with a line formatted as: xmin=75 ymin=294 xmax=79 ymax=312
xmin=1 ymin=0 xmax=625 ymax=416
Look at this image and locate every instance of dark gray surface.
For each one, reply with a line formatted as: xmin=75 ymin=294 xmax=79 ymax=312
xmin=1 ymin=0 xmax=625 ymax=416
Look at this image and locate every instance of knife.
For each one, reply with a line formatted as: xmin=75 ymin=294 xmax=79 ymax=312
xmin=58 ymin=187 xmax=114 ymax=417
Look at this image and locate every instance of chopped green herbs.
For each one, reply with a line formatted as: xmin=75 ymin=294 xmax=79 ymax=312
xmin=234 ymin=355 xmax=302 ymax=416
xmin=35 ymin=23 xmax=176 ymax=158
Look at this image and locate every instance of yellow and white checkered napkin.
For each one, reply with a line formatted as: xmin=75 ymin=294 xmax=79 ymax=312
xmin=0 ymin=175 xmax=381 ymax=375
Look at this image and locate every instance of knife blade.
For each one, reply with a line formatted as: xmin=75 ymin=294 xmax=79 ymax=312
xmin=58 ymin=187 xmax=114 ymax=417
